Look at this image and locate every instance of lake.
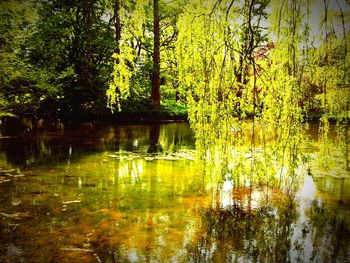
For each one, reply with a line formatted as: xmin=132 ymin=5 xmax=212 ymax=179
xmin=0 ymin=118 xmax=349 ymax=262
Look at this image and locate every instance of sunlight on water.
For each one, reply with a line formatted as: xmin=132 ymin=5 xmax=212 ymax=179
xmin=0 ymin=120 xmax=349 ymax=262
xmin=292 ymin=175 xmax=318 ymax=263
xmin=221 ymin=174 xmax=234 ymax=208
xmin=298 ymin=175 xmax=317 ymax=200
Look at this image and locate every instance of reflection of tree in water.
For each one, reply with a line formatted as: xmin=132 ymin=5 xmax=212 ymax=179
xmin=305 ymin=200 xmax=350 ymax=263
xmin=187 ymin=192 xmax=350 ymax=263
xmin=186 ymin=197 xmax=301 ymax=262
xmin=91 ymin=242 xmax=131 ymax=263
xmin=0 ymin=119 xmax=195 ymax=169
xmin=0 ymin=119 xmax=107 ymax=168
xmin=148 ymin=124 xmax=162 ymax=153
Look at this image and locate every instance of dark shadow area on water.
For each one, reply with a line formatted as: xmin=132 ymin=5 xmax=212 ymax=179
xmin=0 ymin=117 xmax=194 ymax=169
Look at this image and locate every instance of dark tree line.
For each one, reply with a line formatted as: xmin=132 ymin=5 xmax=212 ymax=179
xmin=0 ymin=0 xmax=185 ymax=118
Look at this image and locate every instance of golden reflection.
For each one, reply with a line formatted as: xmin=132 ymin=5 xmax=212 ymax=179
xmin=0 ymin=122 xmax=349 ymax=262
xmin=118 ymin=158 xmax=144 ymax=184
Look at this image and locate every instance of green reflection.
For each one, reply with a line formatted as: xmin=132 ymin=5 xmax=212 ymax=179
xmin=186 ymin=191 xmax=298 ymax=262
xmin=305 ymin=200 xmax=350 ymax=262
xmin=0 ymin=120 xmax=349 ymax=262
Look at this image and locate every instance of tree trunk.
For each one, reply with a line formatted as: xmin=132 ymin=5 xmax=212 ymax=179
xmin=114 ymin=0 xmax=121 ymax=55
xmin=151 ymin=0 xmax=161 ymax=108
xmin=148 ymin=124 xmax=162 ymax=153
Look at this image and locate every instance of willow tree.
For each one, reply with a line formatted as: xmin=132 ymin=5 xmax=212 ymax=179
xmin=177 ymin=0 xmax=311 ymax=193
xmin=107 ymin=0 xmax=185 ymax=111
xmin=176 ymin=0 xmax=271 ymax=189
xmin=312 ymin=0 xmax=350 ymax=173
xmin=107 ymin=0 xmax=146 ymax=111
xmin=257 ymin=0 xmax=310 ymax=192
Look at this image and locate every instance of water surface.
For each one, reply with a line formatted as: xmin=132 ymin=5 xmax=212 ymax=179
xmin=0 ymin=119 xmax=349 ymax=262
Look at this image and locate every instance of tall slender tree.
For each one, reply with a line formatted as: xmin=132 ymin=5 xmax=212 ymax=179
xmin=152 ymin=0 xmax=161 ymax=107
xmin=107 ymin=0 xmax=185 ymax=111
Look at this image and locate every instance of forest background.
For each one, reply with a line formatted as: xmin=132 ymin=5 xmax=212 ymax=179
xmin=0 ymin=0 xmax=348 ymax=119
